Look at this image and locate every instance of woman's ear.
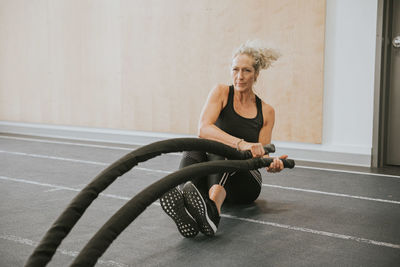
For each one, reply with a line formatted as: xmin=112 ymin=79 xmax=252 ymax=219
xmin=254 ymin=71 xmax=259 ymax=82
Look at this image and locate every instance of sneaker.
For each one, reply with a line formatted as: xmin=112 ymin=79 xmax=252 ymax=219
xmin=160 ymin=187 xmax=199 ymax=238
xmin=182 ymin=182 xmax=220 ymax=236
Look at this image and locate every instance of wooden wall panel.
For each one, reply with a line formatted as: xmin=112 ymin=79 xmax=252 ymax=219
xmin=0 ymin=0 xmax=325 ymax=143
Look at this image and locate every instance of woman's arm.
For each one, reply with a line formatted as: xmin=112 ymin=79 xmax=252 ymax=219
xmin=198 ymin=84 xmax=244 ymax=148
xmin=258 ymin=102 xmax=287 ymax=172
xmin=198 ymin=84 xmax=265 ymax=157
xmin=258 ymin=102 xmax=275 ymax=146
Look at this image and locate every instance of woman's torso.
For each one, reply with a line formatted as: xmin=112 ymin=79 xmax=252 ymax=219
xmin=215 ymin=85 xmax=264 ymax=143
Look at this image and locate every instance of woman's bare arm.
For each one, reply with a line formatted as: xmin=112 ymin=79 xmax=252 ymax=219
xmin=199 ymin=85 xmax=265 ymax=157
xmin=258 ymin=102 xmax=287 ymax=172
xmin=198 ymin=84 xmax=244 ymax=148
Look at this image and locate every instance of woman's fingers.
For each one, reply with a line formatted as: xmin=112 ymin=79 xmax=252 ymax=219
xmin=250 ymin=143 xmax=265 ymax=157
xmin=278 ymin=157 xmax=284 ymax=170
xmin=267 ymin=156 xmax=286 ymax=172
xmin=272 ymin=158 xmax=281 ymax=171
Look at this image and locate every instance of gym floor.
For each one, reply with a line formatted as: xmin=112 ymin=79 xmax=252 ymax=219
xmin=1 ymin=133 xmax=399 ymax=267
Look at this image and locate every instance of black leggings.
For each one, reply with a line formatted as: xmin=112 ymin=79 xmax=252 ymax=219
xmin=180 ymin=151 xmax=262 ymax=204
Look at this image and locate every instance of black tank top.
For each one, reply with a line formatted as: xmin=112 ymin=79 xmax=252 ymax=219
xmin=215 ymin=85 xmax=264 ymax=143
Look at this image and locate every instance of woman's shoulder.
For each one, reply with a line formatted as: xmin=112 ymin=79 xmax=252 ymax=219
xmin=260 ymin=100 xmax=275 ymax=123
xmin=212 ymin=83 xmax=230 ymax=96
xmin=209 ymin=84 xmax=230 ymax=106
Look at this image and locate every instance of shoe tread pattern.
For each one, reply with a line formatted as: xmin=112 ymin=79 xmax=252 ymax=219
xmin=160 ymin=187 xmax=199 ymax=238
xmin=182 ymin=184 xmax=216 ymax=236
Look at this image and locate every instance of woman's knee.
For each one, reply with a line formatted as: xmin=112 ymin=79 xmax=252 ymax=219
xmin=224 ymin=172 xmax=262 ymax=204
xmin=179 ymin=151 xmax=207 ymax=168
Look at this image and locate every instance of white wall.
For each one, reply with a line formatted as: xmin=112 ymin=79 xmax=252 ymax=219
xmin=323 ymin=0 xmax=377 ymax=153
xmin=275 ymin=0 xmax=378 ymax=166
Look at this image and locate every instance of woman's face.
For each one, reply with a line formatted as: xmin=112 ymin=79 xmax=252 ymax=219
xmin=231 ymin=54 xmax=258 ymax=92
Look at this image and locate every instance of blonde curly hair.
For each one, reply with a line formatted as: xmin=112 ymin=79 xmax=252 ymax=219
xmin=232 ymin=40 xmax=280 ymax=73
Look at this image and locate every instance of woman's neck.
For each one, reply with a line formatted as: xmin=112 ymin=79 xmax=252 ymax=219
xmin=234 ymin=88 xmax=255 ymax=104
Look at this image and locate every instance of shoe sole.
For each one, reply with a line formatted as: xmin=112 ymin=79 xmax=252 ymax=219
xmin=182 ymin=182 xmax=217 ymax=236
xmin=160 ymin=187 xmax=199 ymax=238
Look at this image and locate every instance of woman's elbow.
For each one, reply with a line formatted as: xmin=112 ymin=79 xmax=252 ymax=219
xmin=197 ymin=126 xmax=204 ymax=138
xmin=197 ymin=124 xmax=207 ymax=138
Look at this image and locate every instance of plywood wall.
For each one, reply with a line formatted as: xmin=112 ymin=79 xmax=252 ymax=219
xmin=0 ymin=0 xmax=325 ymax=143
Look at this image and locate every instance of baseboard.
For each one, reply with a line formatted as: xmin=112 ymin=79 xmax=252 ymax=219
xmin=0 ymin=121 xmax=371 ymax=167
xmin=270 ymin=143 xmax=371 ymax=167
xmin=0 ymin=121 xmax=193 ymax=146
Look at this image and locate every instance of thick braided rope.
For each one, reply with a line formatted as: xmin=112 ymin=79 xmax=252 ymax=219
xmin=25 ymin=138 xmax=253 ymax=267
xmin=71 ymin=158 xmax=272 ymax=266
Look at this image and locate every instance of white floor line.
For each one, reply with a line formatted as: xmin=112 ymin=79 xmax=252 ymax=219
xmin=2 ymin=134 xmax=400 ymax=177
xmin=296 ymin=165 xmax=400 ymax=179
xmin=0 ymin=135 xmax=137 ymax=151
xmin=0 ymin=150 xmax=111 ymax=165
xmin=0 ymin=150 xmax=173 ymax=174
xmin=1 ymin=175 xmax=399 ymax=251
xmin=221 ymin=214 xmax=400 ymax=249
xmin=0 ymin=135 xmax=182 ymax=156
xmin=0 ymin=175 xmax=133 ymax=201
xmin=263 ymin=184 xmax=400 ymax=205
xmin=0 ymin=233 xmax=127 ymax=267
xmin=1 ymin=149 xmax=399 ymax=204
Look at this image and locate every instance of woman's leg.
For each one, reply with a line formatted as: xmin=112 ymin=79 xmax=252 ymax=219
xmin=223 ymin=170 xmax=262 ymax=204
xmin=207 ymin=152 xmax=262 ymax=205
xmin=159 ymin=151 xmax=208 ymax=238
xmin=206 ymin=153 xmax=228 ymax=213
xmin=193 ymin=152 xmax=262 ymax=207
xmin=179 ymin=151 xmax=209 ymax=193
xmin=208 ymin=184 xmax=226 ymax=214
xmin=180 ymin=152 xmax=224 ymax=236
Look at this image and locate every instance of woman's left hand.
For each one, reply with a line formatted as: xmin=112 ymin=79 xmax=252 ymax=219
xmin=266 ymin=155 xmax=288 ymax=173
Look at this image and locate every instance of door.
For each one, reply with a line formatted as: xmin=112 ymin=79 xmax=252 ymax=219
xmin=385 ymin=0 xmax=400 ymax=166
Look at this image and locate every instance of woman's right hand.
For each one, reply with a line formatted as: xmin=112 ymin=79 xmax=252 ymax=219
xmin=238 ymin=140 xmax=265 ymax=158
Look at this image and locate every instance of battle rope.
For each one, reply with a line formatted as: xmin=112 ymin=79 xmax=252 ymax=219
xmin=71 ymin=157 xmax=294 ymax=266
xmin=25 ymin=138 xmax=284 ymax=266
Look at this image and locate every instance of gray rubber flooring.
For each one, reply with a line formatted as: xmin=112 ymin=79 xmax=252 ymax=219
xmin=1 ymin=133 xmax=399 ymax=267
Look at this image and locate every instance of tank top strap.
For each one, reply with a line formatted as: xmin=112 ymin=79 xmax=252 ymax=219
xmin=216 ymin=85 xmax=264 ymax=142
xmin=255 ymin=95 xmax=262 ymax=113
xmin=255 ymin=95 xmax=264 ymax=127
xmin=228 ymin=85 xmax=262 ymax=118
xmin=228 ymin=85 xmax=234 ymax=106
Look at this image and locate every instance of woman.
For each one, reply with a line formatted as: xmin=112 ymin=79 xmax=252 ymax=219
xmin=160 ymin=40 xmax=287 ymax=238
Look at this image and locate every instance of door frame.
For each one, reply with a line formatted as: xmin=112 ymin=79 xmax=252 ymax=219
xmin=372 ymin=0 xmax=394 ymax=167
